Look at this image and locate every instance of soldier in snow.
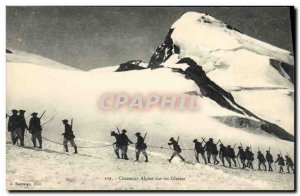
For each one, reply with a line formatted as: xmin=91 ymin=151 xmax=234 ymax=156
xmin=257 ymin=151 xmax=267 ymax=171
xmin=237 ymin=146 xmax=246 ymax=168
xmin=111 ymin=131 xmax=121 ymax=159
xmin=119 ymin=129 xmax=133 ymax=160
xmin=18 ymin=109 xmax=28 ymax=146
xmin=227 ymin=145 xmax=237 ymax=167
xmin=219 ymin=143 xmax=230 ymax=167
xmin=7 ymin=109 xmax=21 ymax=145
xmin=203 ymin=138 xmax=214 ymax=164
xmin=211 ymin=142 xmax=219 ymax=165
xmin=275 ymin=154 xmax=285 ymax=173
xmin=168 ymin=137 xmax=185 ymax=162
xmin=266 ymin=150 xmax=274 ymax=171
xmin=245 ymin=146 xmax=254 ymax=169
xmin=29 ymin=112 xmax=43 ymax=148
xmin=135 ymin=132 xmax=148 ymax=162
xmin=285 ymin=155 xmax=294 ymax=174
xmin=193 ymin=139 xmax=207 ymax=164
xmin=62 ymin=119 xmax=78 ymax=154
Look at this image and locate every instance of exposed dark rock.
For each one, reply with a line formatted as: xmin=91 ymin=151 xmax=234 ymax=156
xmin=115 ymin=60 xmax=146 ymax=72
xmin=148 ymin=29 xmax=180 ymax=69
xmin=269 ymin=58 xmax=294 ymax=84
xmin=6 ymin=49 xmax=13 ymax=54
xmin=225 ymin=24 xmax=242 ymax=34
xmin=174 ymin=57 xmax=294 ymax=142
xmin=214 ymin=116 xmax=294 ymax=142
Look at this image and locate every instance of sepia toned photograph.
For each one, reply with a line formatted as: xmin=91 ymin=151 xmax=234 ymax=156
xmin=6 ymin=6 xmax=295 ymax=191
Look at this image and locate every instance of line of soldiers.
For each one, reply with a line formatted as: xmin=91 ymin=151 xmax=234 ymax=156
xmin=7 ymin=109 xmax=78 ymax=154
xmin=7 ymin=110 xmax=294 ymax=174
xmin=111 ymin=128 xmax=148 ymax=162
xmin=191 ymin=138 xmax=294 ymax=173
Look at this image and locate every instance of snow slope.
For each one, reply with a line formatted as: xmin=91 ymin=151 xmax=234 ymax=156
xmin=7 ymin=54 xmax=294 ymax=190
xmin=148 ymin=12 xmax=294 ymax=134
xmin=6 ymin=12 xmax=294 ymax=190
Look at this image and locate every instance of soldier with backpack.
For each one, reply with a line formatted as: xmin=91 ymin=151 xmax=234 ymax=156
xmin=168 ymin=137 xmax=185 ymax=163
xmin=18 ymin=110 xmax=28 ymax=146
xmin=285 ymin=155 xmax=294 ymax=174
xmin=237 ymin=146 xmax=246 ymax=169
xmin=61 ymin=119 xmax=78 ymax=154
xmin=275 ymin=154 xmax=285 ymax=173
xmin=257 ymin=151 xmax=267 ymax=171
xmin=219 ymin=143 xmax=230 ymax=167
xmin=119 ymin=129 xmax=133 ymax=160
xmin=266 ymin=150 xmax=274 ymax=171
xmin=135 ymin=132 xmax=148 ymax=162
xmin=245 ymin=146 xmax=254 ymax=169
xmin=227 ymin=145 xmax=237 ymax=167
xmin=193 ymin=139 xmax=207 ymax=164
xmin=111 ymin=131 xmax=121 ymax=159
xmin=29 ymin=112 xmax=43 ymax=148
xmin=7 ymin=109 xmax=21 ymax=145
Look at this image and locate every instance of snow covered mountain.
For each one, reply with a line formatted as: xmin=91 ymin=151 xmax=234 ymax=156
xmin=6 ymin=12 xmax=294 ymax=190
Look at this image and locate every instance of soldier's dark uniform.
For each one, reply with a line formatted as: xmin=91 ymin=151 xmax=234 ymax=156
xmin=168 ymin=137 xmax=185 ymax=162
xmin=135 ymin=132 xmax=148 ymax=162
xmin=266 ymin=151 xmax=274 ymax=171
xmin=204 ymin=138 xmax=214 ymax=164
xmin=245 ymin=147 xmax=254 ymax=169
xmin=285 ymin=156 xmax=294 ymax=174
xmin=62 ymin=119 xmax=78 ymax=154
xmin=219 ymin=144 xmax=230 ymax=167
xmin=111 ymin=131 xmax=121 ymax=158
xmin=193 ymin=139 xmax=207 ymax=164
xmin=7 ymin=110 xmax=21 ymax=145
xmin=29 ymin=112 xmax=43 ymax=148
xmin=119 ymin=129 xmax=133 ymax=160
xmin=275 ymin=154 xmax=285 ymax=173
xmin=227 ymin=145 xmax=237 ymax=167
xmin=18 ymin=110 xmax=28 ymax=146
xmin=237 ymin=146 xmax=246 ymax=168
xmin=211 ymin=143 xmax=219 ymax=165
xmin=257 ymin=151 xmax=267 ymax=171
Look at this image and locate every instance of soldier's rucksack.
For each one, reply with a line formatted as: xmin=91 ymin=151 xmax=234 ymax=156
xmin=142 ymin=143 xmax=147 ymax=149
xmin=174 ymin=145 xmax=182 ymax=153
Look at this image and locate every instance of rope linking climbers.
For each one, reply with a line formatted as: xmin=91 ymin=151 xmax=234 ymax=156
xmin=41 ymin=137 xmax=114 ymax=148
xmin=40 ymin=137 xmax=194 ymax=150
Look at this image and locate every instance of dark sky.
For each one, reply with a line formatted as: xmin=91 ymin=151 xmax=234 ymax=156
xmin=6 ymin=7 xmax=294 ymax=70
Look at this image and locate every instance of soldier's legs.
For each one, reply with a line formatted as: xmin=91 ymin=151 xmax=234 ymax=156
xmin=201 ymin=152 xmax=207 ymax=164
xmin=169 ymin=152 xmax=177 ymax=162
xmin=268 ymin=162 xmax=273 ymax=171
xmin=11 ymin=130 xmax=17 ymax=145
xmin=241 ymin=159 xmax=246 ymax=168
xmin=207 ymin=151 xmax=211 ymax=163
xmin=122 ymin=146 xmax=128 ymax=160
xmin=195 ymin=152 xmax=200 ymax=163
xmin=63 ymin=138 xmax=69 ymax=152
xmin=225 ymin=156 xmax=231 ymax=167
xmin=114 ymin=145 xmax=120 ymax=158
xmin=232 ymin=158 xmax=237 ymax=167
xmin=258 ymin=162 xmax=262 ymax=170
xmin=213 ymin=154 xmax=219 ymax=165
xmin=220 ymin=155 xmax=225 ymax=166
xmin=279 ymin=165 xmax=283 ymax=173
xmin=31 ymin=132 xmax=37 ymax=147
xmin=177 ymin=152 xmax=185 ymax=161
xmin=70 ymin=139 xmax=78 ymax=153
xmin=20 ymin=129 xmax=25 ymax=146
xmin=15 ymin=128 xmax=23 ymax=146
xmin=142 ymin=149 xmax=148 ymax=162
xmin=37 ymin=131 xmax=42 ymax=148
xmin=136 ymin=149 xmax=141 ymax=161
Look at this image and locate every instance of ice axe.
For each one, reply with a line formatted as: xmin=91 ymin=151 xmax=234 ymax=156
xmin=39 ymin=110 xmax=46 ymax=119
xmin=116 ymin=126 xmax=121 ymax=134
